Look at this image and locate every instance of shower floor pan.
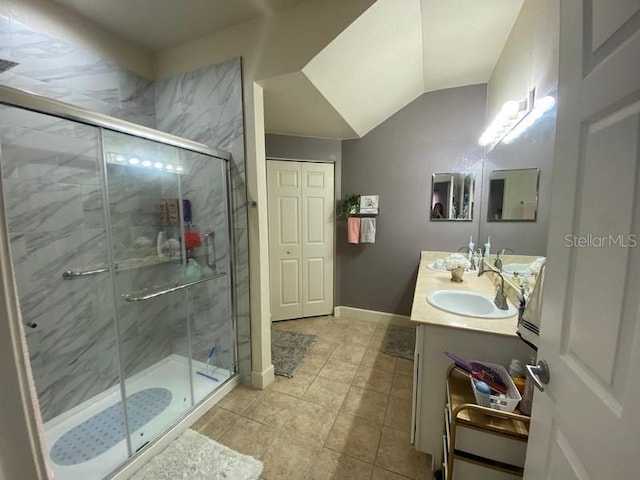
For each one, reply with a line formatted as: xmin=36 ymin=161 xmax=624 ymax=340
xmin=44 ymin=354 xmax=231 ymax=480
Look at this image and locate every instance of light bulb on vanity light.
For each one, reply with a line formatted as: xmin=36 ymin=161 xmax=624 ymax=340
xmin=142 ymin=160 xmax=152 ymax=167
xmin=154 ymin=162 xmax=164 ymax=169
xmin=128 ymin=157 xmax=139 ymax=165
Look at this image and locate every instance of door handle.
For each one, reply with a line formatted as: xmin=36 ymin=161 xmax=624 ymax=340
xmin=525 ymin=360 xmax=550 ymax=392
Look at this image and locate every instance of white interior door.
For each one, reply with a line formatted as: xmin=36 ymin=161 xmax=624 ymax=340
xmin=267 ymin=160 xmax=334 ymax=321
xmin=301 ymin=162 xmax=334 ymax=317
xmin=267 ymin=161 xmax=303 ymax=321
xmin=525 ymin=2 xmax=640 ymax=479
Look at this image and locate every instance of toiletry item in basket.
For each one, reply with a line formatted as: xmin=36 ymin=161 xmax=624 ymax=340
xmin=158 ymin=199 xmax=169 ymax=226
xmin=167 ymin=198 xmax=180 ymax=226
xmin=519 ymin=356 xmax=536 ymax=415
xmin=182 ymin=199 xmax=192 ymax=224
xmin=443 ymin=351 xmax=508 ymax=393
xmin=509 ymin=358 xmax=526 ymax=395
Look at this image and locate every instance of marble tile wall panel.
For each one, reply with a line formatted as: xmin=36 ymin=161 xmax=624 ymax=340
xmin=0 ymin=15 xmax=12 ymax=63
xmin=0 ymin=16 xmax=249 ymax=420
xmin=155 ymin=58 xmax=250 ymax=383
xmin=0 ymin=16 xmax=156 ymax=128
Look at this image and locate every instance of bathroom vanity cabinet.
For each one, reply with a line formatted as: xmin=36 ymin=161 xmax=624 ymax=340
xmin=409 ymin=251 xmax=532 ymax=471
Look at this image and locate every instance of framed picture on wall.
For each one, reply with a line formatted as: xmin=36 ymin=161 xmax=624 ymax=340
xmin=359 ymin=195 xmax=379 ymax=214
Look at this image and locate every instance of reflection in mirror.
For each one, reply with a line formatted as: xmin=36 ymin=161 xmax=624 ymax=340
xmin=431 ymin=172 xmax=475 ymax=221
xmin=487 ymin=168 xmax=539 ymax=221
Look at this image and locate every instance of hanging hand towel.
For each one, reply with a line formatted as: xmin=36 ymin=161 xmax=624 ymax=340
xmin=360 ymin=218 xmax=376 ymax=243
xmin=348 ymin=217 xmax=361 ymax=243
xmin=517 ymin=261 xmax=546 ymax=349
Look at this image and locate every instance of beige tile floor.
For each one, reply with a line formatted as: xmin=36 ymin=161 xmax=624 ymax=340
xmin=192 ymin=315 xmax=432 ymax=480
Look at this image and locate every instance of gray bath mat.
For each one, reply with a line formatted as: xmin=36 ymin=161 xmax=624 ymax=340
xmin=271 ymin=330 xmax=317 ymax=377
xmin=382 ymin=326 xmax=416 ymax=360
xmin=132 ymin=429 xmax=262 ymax=479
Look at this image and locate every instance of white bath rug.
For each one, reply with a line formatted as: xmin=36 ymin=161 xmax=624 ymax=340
xmin=131 ymin=429 xmax=263 ymax=480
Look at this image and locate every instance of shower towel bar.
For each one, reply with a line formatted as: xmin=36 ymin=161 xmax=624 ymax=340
xmin=124 ymin=271 xmax=226 ymax=302
xmin=62 ymin=267 xmax=110 ymax=280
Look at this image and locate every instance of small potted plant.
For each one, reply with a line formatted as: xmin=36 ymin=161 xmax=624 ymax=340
xmin=444 ymin=254 xmax=472 ymax=282
xmin=340 ymin=193 xmax=360 ymax=218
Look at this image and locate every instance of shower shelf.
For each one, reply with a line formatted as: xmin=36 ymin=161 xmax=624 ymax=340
xmin=123 ymin=271 xmax=226 ymax=302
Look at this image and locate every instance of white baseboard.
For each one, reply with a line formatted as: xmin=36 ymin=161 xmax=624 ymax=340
xmin=251 ymin=364 xmax=275 ymax=389
xmin=334 ymin=306 xmax=413 ymax=328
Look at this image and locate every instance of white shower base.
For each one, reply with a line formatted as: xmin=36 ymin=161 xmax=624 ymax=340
xmin=44 ymin=354 xmax=232 ymax=480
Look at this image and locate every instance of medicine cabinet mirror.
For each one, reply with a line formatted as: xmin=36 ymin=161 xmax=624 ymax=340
xmin=430 ymin=172 xmax=475 ymax=221
xmin=487 ymin=168 xmax=539 ymax=222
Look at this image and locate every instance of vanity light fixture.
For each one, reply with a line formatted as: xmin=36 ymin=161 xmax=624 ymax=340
xmin=502 ymin=95 xmax=555 ymax=144
xmin=479 ymin=90 xmax=554 ymax=149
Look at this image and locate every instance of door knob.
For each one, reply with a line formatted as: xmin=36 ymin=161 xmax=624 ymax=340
xmin=286 ymin=250 xmax=291 ymax=254
xmin=525 ymin=360 xmax=550 ymax=392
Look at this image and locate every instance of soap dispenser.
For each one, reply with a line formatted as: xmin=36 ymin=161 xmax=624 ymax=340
xmin=468 ymin=235 xmax=475 ymax=262
xmin=484 ymin=236 xmax=492 ymax=260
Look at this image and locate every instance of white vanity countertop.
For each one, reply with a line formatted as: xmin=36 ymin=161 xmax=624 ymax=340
xmin=409 ymin=251 xmax=519 ymax=337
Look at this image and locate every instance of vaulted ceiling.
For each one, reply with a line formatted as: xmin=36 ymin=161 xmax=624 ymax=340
xmin=51 ymin=0 xmax=524 ymax=139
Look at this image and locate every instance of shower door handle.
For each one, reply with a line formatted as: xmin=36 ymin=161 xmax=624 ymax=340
xmin=204 ymin=231 xmax=215 ymax=270
xmin=62 ymin=266 xmax=109 ymax=280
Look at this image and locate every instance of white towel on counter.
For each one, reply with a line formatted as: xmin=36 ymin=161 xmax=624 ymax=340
xmin=360 ymin=218 xmax=376 ymax=243
xmin=517 ymin=261 xmax=545 ymax=349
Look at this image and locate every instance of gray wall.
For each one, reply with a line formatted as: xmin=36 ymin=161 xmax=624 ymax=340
xmin=339 ymin=84 xmax=486 ymax=315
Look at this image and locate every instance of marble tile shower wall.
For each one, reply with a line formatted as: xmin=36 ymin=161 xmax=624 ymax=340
xmin=0 ymin=107 xmax=118 ymax=421
xmin=155 ymin=58 xmax=250 ymax=383
xmin=0 ymin=16 xmax=250 ymax=420
xmin=0 ymin=16 xmax=156 ymax=128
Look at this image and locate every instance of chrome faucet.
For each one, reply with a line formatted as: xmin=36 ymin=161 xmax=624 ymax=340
xmin=494 ymin=247 xmax=515 ymax=271
xmin=478 ymin=269 xmax=509 ymax=310
xmin=475 ymin=248 xmax=485 ymax=274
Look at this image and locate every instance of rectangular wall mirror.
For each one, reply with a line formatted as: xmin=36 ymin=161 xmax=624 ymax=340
xmin=431 ymin=172 xmax=475 ymax=221
xmin=487 ymin=168 xmax=539 ymax=221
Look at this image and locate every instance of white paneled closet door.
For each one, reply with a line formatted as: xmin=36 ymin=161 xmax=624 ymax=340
xmin=267 ymin=160 xmax=334 ymax=322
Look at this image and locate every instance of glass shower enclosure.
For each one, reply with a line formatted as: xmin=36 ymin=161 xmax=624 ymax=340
xmin=0 ymin=85 xmax=237 ymax=479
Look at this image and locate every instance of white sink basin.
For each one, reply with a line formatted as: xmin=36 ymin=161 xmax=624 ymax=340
xmin=501 ymin=263 xmax=533 ymax=277
xmin=426 ymin=290 xmax=517 ymax=319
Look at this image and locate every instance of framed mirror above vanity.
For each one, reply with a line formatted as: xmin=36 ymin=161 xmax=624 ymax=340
xmin=487 ymin=168 xmax=539 ymax=221
xmin=430 ymin=172 xmax=475 ymax=221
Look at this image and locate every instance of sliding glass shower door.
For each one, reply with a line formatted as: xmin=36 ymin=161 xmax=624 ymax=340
xmin=0 ymin=86 xmax=237 ymax=480
xmin=102 ymin=130 xmax=236 ymax=454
